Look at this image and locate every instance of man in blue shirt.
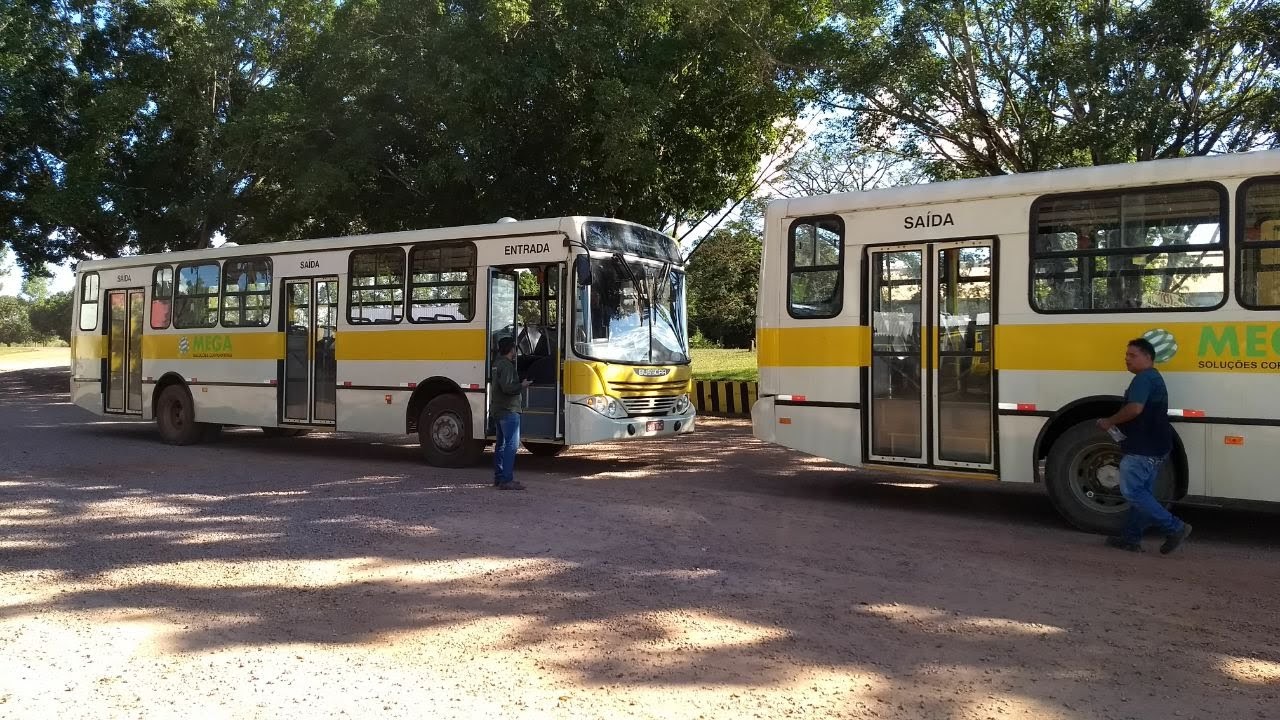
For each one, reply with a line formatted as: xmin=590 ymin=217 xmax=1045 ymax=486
xmin=1097 ymin=338 xmax=1191 ymax=554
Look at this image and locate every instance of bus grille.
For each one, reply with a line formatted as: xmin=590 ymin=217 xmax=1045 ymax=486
xmin=621 ymin=396 xmax=678 ymax=417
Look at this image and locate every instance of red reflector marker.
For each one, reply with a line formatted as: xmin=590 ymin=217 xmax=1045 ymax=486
xmin=1016 ymin=403 xmax=1037 ymax=412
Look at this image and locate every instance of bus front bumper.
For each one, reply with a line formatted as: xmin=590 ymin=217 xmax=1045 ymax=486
xmin=565 ymin=403 xmax=696 ymax=445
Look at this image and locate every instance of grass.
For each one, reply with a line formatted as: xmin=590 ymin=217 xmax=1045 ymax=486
xmin=0 ymin=346 xmax=46 ymax=356
xmin=691 ymin=348 xmax=758 ymax=382
xmin=0 ymin=342 xmax=69 ymax=355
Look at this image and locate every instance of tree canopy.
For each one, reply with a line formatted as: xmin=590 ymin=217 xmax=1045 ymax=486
xmin=823 ymin=0 xmax=1280 ymax=178
xmin=1 ymin=0 xmax=831 ymax=274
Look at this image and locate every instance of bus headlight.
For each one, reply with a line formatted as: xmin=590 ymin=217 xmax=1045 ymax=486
xmin=578 ymin=395 xmax=627 ymax=419
xmin=673 ymin=394 xmax=691 ymax=415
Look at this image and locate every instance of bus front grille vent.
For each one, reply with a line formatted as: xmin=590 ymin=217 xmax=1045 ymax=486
xmin=621 ymin=396 xmax=677 ymax=417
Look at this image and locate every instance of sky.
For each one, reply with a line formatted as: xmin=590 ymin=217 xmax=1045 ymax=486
xmin=0 ymin=254 xmax=76 ymax=297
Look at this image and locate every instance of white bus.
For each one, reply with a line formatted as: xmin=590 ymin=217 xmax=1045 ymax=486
xmin=70 ymin=217 xmax=695 ymax=466
xmin=752 ymin=150 xmax=1280 ymax=532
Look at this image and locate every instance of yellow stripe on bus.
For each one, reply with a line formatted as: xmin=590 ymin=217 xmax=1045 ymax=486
xmin=997 ymin=322 xmax=1280 ymax=373
xmin=72 ymin=334 xmax=107 ymax=360
xmin=757 ymin=326 xmax=871 ymax=367
xmin=335 ymin=328 xmax=488 ymax=362
xmin=759 ymin=321 xmax=1280 ymax=373
xmin=143 ymin=332 xmax=283 ymax=360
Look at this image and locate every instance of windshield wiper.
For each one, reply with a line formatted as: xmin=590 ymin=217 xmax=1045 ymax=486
xmin=613 ymin=252 xmax=655 ymax=363
xmin=612 ymin=253 xmax=647 ymax=305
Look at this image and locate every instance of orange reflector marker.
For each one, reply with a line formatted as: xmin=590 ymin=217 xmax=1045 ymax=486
xmin=1225 ymin=435 xmax=1244 ymax=446
xmin=779 ymin=417 xmax=792 ymax=425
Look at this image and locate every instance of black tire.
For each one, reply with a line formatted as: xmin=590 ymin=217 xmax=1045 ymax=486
xmin=261 ymin=427 xmax=310 ymax=438
xmin=418 ymin=394 xmax=483 ymax=467
xmin=1044 ymin=419 xmax=1177 ymax=534
xmin=523 ymin=441 xmax=568 ymax=457
xmin=156 ymin=385 xmax=204 ymax=445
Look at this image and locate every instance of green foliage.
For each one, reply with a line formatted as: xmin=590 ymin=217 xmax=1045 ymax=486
xmin=28 ymin=291 xmax=73 ymax=342
xmin=2 ymin=1 xmax=828 ymax=271
xmin=0 ymin=0 xmax=338 ymax=274
xmin=686 ymin=221 xmax=760 ymax=348
xmin=825 ymin=0 xmax=1280 ymax=177
xmin=689 ymin=329 xmax=722 ymax=349
xmin=0 ymin=296 xmax=33 ymax=345
xmin=261 ymin=0 xmax=831 ymax=241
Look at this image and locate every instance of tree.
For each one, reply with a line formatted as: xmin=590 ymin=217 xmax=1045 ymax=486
xmin=20 ymin=274 xmax=49 ymax=303
xmin=28 ymin=290 xmax=72 ymax=342
xmin=0 ymin=296 xmax=33 ymax=345
xmin=249 ymin=0 xmax=833 ymax=244
xmin=0 ymin=0 xmax=337 ymax=275
xmin=770 ymin=129 xmax=925 ymax=196
xmin=686 ymin=219 xmax=761 ymax=348
xmin=823 ymin=0 xmax=1280 ymax=177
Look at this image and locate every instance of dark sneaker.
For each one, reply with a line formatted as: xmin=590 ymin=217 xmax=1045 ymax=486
xmin=1160 ymin=524 xmax=1192 ymax=555
xmin=497 ymin=481 xmax=526 ymax=491
xmin=1105 ymin=536 xmax=1142 ymax=552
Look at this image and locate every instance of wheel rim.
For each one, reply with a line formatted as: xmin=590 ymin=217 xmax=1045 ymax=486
xmin=164 ymin=397 xmax=185 ymax=432
xmin=1066 ymin=440 xmax=1127 ymax=514
xmin=430 ymin=411 xmax=464 ymax=452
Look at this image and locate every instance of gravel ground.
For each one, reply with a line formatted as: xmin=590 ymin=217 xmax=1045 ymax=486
xmin=1 ymin=367 xmax=1278 ymax=720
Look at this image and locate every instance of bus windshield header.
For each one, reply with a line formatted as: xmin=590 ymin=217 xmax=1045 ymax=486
xmin=583 ymin=221 xmax=681 ymax=263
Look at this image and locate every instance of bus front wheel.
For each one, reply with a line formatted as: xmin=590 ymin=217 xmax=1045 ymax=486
xmin=1044 ymin=419 xmax=1176 ymax=535
xmin=156 ymin=385 xmax=204 ymax=446
xmin=418 ymin=394 xmax=483 ymax=467
xmin=523 ymin=441 xmax=568 ymax=457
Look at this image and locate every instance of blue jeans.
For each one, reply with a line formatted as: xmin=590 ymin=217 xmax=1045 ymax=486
xmin=1118 ymin=454 xmax=1184 ymax=544
xmin=492 ymin=411 xmax=521 ymax=485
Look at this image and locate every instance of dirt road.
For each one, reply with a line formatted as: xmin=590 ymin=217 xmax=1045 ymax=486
xmin=1 ymin=368 xmax=1277 ymax=719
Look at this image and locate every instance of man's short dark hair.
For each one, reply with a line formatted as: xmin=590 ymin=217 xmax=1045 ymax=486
xmin=497 ymin=336 xmax=516 ymax=356
xmin=1128 ymin=338 xmax=1155 ymax=360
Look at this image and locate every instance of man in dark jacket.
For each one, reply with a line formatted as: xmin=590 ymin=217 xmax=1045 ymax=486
xmin=491 ymin=336 xmax=532 ymax=490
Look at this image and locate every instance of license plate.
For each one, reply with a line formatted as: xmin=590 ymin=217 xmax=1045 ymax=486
xmin=646 ymin=420 xmax=665 ymax=432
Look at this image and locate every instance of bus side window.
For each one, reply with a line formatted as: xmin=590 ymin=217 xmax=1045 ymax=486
xmin=174 ymin=262 xmax=221 ymax=328
xmin=151 ymin=266 xmax=173 ymax=329
xmin=349 ymin=247 xmax=405 ymax=324
xmin=1031 ymin=184 xmax=1227 ymax=312
xmin=787 ymin=216 xmax=844 ymax=318
xmin=408 ymin=242 xmax=475 ymax=323
xmin=1238 ymin=177 xmax=1280 ymax=309
xmin=78 ymin=273 xmax=100 ymax=331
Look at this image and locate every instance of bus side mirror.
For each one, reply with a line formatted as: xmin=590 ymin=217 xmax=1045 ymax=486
xmin=574 ymin=255 xmax=592 ymax=287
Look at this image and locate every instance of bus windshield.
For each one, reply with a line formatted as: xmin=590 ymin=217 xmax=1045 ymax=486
xmin=573 ymin=254 xmax=690 ymax=366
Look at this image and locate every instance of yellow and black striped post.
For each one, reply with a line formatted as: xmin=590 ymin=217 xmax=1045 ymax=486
xmin=692 ymin=380 xmax=759 ymax=416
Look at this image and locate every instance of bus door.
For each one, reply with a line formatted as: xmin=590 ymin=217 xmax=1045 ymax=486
xmin=866 ymin=239 xmax=995 ymax=470
xmin=486 ymin=266 xmax=564 ymax=440
xmin=281 ymin=277 xmax=338 ymax=426
xmin=105 ymin=288 xmax=144 ymax=414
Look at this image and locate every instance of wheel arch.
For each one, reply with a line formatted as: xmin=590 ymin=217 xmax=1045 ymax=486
xmin=1033 ymin=394 xmax=1188 ymax=500
xmin=406 ymin=376 xmax=471 ymax=434
xmin=152 ymin=372 xmax=190 ymax=418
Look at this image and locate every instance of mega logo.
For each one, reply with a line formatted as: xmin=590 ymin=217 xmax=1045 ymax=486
xmin=1142 ymin=328 xmax=1178 ymax=363
xmin=1196 ymin=325 xmax=1280 ymax=370
xmin=184 ymin=334 xmax=235 ymax=358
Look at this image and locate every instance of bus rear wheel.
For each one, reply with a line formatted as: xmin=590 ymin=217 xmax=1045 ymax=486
xmin=523 ymin=441 xmax=568 ymax=457
xmin=156 ymin=385 xmax=204 ymax=446
xmin=418 ymin=394 xmax=483 ymax=467
xmin=1044 ymin=419 xmax=1176 ymax=534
